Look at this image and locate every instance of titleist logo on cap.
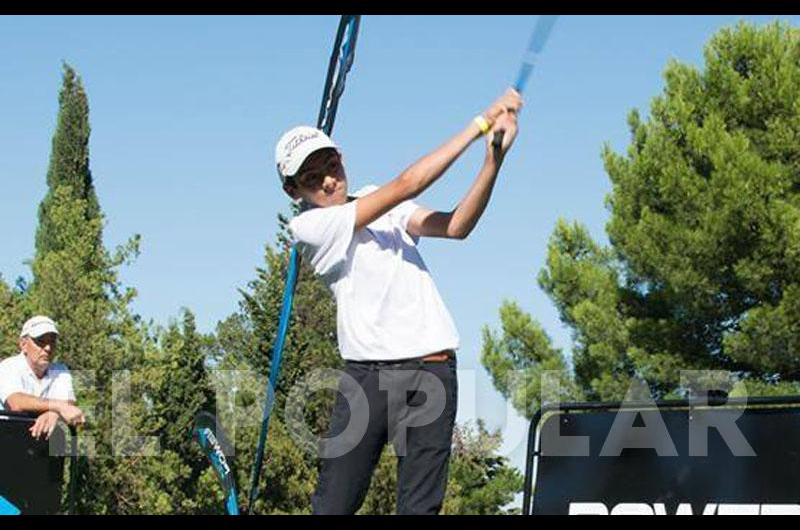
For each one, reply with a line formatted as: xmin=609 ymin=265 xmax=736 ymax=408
xmin=285 ymin=130 xmax=320 ymax=155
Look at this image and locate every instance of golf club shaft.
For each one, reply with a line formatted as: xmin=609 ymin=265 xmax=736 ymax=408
xmin=491 ymin=15 xmax=559 ymax=152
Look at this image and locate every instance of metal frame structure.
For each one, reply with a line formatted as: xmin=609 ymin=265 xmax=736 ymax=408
xmin=522 ymin=395 xmax=800 ymax=515
xmin=0 ymin=410 xmax=78 ymax=514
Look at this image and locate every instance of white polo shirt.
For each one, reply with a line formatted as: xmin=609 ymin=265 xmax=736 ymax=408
xmin=0 ymin=353 xmax=75 ymax=410
xmin=289 ymin=185 xmax=460 ymax=362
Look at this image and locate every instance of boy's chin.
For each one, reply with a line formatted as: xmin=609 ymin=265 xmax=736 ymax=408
xmin=322 ymin=193 xmax=347 ymax=206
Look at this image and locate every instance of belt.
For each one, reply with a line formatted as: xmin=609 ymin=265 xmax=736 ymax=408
xmin=419 ymin=350 xmax=454 ymax=363
xmin=347 ymin=350 xmax=455 ymax=366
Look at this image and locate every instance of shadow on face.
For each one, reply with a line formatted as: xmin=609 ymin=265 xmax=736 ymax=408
xmin=283 ymin=148 xmax=348 ymax=206
xmin=20 ymin=333 xmax=57 ymax=373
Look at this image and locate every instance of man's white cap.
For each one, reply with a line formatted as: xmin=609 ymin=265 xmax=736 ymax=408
xmin=275 ymin=125 xmax=338 ymax=184
xmin=20 ymin=315 xmax=59 ymax=338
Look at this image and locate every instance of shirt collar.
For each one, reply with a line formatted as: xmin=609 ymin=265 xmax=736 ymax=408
xmin=17 ymin=352 xmax=49 ymax=381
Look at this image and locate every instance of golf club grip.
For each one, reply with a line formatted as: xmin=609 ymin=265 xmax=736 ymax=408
xmin=492 ymin=130 xmax=504 ymax=151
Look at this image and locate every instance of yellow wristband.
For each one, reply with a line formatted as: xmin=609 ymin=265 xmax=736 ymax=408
xmin=473 ymin=115 xmax=491 ymax=135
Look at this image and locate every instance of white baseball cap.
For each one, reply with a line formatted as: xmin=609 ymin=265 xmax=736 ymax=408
xmin=275 ymin=125 xmax=339 ymax=184
xmin=20 ymin=315 xmax=59 ymax=338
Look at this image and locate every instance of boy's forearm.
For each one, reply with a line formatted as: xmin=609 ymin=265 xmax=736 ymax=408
xmin=448 ymin=154 xmax=502 ymax=239
xmin=398 ymin=121 xmax=482 ymax=198
xmin=356 ymin=121 xmax=485 ymax=231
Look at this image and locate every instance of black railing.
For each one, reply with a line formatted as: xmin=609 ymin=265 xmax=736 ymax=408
xmin=0 ymin=410 xmax=79 ymax=515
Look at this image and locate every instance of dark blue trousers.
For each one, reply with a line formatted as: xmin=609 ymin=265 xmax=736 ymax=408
xmin=311 ymin=356 xmax=458 ymax=515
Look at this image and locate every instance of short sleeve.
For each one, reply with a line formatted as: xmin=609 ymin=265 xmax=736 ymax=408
xmin=0 ymin=357 xmax=24 ymax=405
xmin=48 ymin=367 xmax=76 ymax=402
xmin=289 ymin=201 xmax=357 ymax=279
xmin=391 ymin=199 xmax=421 ymax=233
xmin=354 ymin=184 xmax=420 ymax=235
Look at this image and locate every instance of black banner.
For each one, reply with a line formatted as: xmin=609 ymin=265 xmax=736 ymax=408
xmin=0 ymin=412 xmax=66 ymax=515
xmin=530 ymin=403 xmax=800 ymax=515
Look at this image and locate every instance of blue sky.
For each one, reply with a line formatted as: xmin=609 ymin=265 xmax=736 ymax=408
xmin=1 ymin=15 xmax=798 ymax=472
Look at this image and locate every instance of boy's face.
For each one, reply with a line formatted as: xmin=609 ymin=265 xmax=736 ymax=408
xmin=284 ymin=148 xmax=348 ymax=207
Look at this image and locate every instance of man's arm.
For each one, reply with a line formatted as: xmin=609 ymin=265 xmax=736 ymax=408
xmin=5 ymin=393 xmax=84 ymax=425
xmin=5 ymin=393 xmax=79 ymax=440
xmin=5 ymin=392 xmax=72 ymax=414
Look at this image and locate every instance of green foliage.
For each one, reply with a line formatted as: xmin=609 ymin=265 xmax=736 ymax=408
xmin=482 ymin=297 xmax=581 ymax=418
xmin=21 ymin=63 xmax=140 ymax=514
xmin=0 ymin=276 xmax=26 ymax=355
xmin=209 ymin=216 xmax=342 ymax=514
xmin=443 ymin=421 xmax=523 ymax=515
xmin=36 ymin=63 xmax=100 ymax=257
xmin=483 ymin=21 xmax=800 ymax=418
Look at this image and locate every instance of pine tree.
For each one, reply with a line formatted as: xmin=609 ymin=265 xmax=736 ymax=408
xmin=28 ymin=63 xmax=143 ymax=514
xmin=483 ymin=22 xmax=800 ymax=420
xmin=35 ymin=63 xmax=101 ymax=256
